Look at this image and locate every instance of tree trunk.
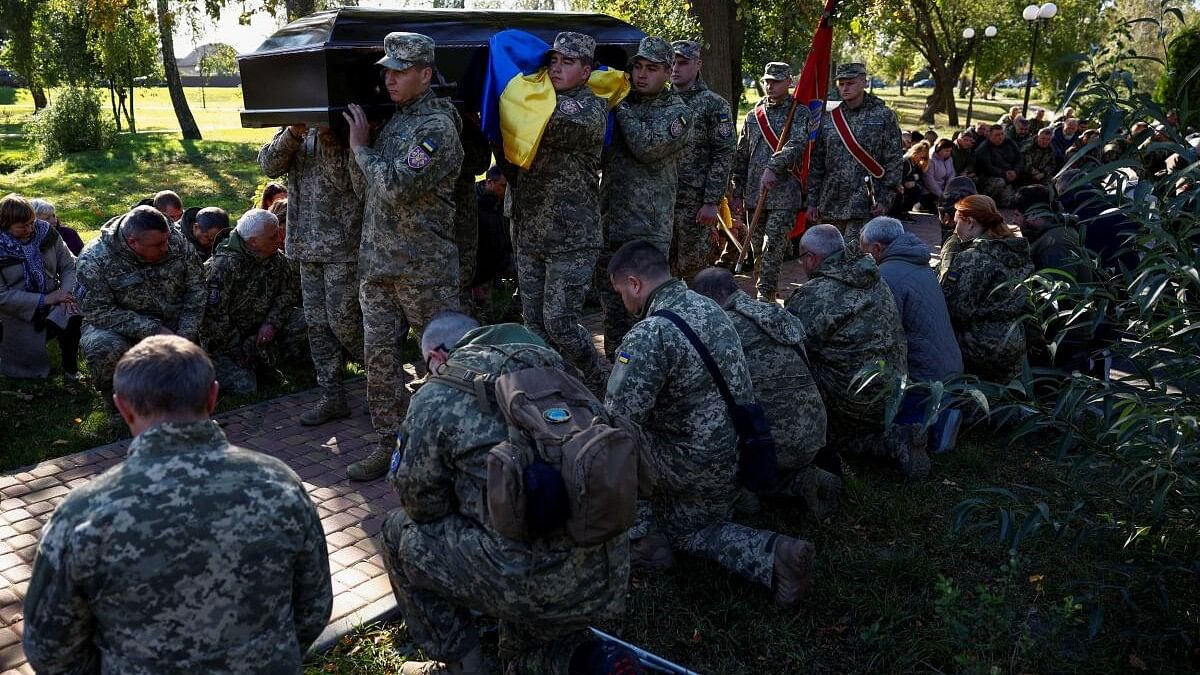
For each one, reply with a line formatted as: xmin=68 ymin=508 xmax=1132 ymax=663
xmin=30 ymin=84 xmax=47 ymax=110
xmin=127 ymin=85 xmax=137 ymax=133
xmin=108 ymin=80 xmax=122 ymax=131
xmin=284 ymin=0 xmax=317 ymax=21
xmin=899 ymin=69 xmax=906 ymax=96
xmin=690 ymin=0 xmax=744 ymax=107
xmin=919 ymin=70 xmax=960 ymax=127
xmin=156 ymin=0 xmax=201 ymax=140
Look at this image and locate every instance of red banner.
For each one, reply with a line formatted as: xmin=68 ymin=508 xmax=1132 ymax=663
xmin=786 ymin=0 xmax=837 ymax=240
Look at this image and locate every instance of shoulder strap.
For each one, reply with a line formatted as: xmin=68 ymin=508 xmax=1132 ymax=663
xmin=428 ymin=362 xmax=497 ymax=414
xmin=753 ymin=103 xmax=804 ymax=183
xmin=651 ymin=309 xmax=738 ymax=415
xmin=830 ymin=106 xmax=886 ymax=178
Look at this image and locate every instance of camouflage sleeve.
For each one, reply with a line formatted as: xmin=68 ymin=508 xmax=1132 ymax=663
xmin=785 ymin=283 xmax=839 ymax=350
xmin=352 ymin=118 xmax=464 ymax=208
xmin=702 ymin=99 xmax=736 ymax=204
xmin=258 ymin=127 xmax=301 ymax=179
xmin=200 ymin=258 xmax=237 ymax=355
xmin=392 ymin=394 xmax=455 ymax=523
xmin=175 ymin=250 xmax=206 ymax=343
xmin=23 ymin=509 xmax=102 ymax=673
xmin=942 ymin=253 xmax=1006 ymax=324
xmin=730 ymin=111 xmax=752 ymax=198
xmin=76 ymin=255 xmax=163 ymax=341
xmin=614 ymin=102 xmax=691 ymax=165
xmin=937 ymin=234 xmax=964 ymax=282
xmin=604 ymin=322 xmax=668 ymax=426
xmin=807 ymin=124 xmax=826 ymax=204
xmin=291 ymin=487 xmax=333 ymax=652
xmin=876 ymin=108 xmax=904 ymax=210
xmin=266 ymin=259 xmax=301 ymax=330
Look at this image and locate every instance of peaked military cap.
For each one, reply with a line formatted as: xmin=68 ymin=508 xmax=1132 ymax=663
xmin=551 ymin=31 xmax=596 ymax=60
xmin=377 ymin=32 xmax=435 ymax=71
xmin=633 ymin=36 xmax=673 ymax=64
xmin=672 ymin=40 xmax=702 ymax=60
xmin=835 ymin=62 xmax=868 ymax=79
xmin=762 ymin=62 xmax=792 ymax=81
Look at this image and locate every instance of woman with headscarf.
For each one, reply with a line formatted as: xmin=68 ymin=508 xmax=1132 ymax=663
xmin=0 ymin=193 xmax=81 ymax=379
xmin=939 ymin=194 xmax=1033 ymax=382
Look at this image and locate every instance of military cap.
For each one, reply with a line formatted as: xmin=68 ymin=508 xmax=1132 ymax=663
xmin=762 ymin=62 xmax=792 ymax=81
xmin=376 ymin=32 xmax=435 ymax=71
xmin=835 ymin=62 xmax=868 ymax=80
xmin=633 ymin=36 xmax=673 ymax=64
xmin=551 ymin=31 xmax=596 ymax=60
xmin=672 ymin=40 xmax=702 ymax=60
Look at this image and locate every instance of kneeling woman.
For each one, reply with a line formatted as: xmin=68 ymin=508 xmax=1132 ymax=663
xmin=939 ymin=194 xmax=1033 ymax=383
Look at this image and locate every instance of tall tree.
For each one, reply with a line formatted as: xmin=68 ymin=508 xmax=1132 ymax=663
xmin=690 ymin=0 xmax=743 ymax=106
xmin=197 ymin=42 xmax=237 ymax=108
xmin=0 ymin=0 xmax=48 ymax=108
xmin=156 ymin=0 xmax=201 ymax=139
xmin=86 ymin=0 xmax=159 ymax=132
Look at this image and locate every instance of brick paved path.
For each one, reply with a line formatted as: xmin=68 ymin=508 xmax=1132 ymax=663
xmin=0 ymin=216 xmax=945 ymax=673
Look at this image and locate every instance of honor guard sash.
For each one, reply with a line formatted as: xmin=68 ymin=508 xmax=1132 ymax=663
xmin=830 ymin=105 xmax=886 ymax=178
xmin=753 ymin=102 xmax=804 ymax=183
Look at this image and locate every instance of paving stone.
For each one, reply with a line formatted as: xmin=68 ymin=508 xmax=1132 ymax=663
xmin=352 ymin=575 xmax=394 ymax=603
xmin=332 ymin=567 xmax=369 ymax=590
xmin=0 ymin=628 xmax=18 ymax=650
xmin=0 ymin=644 xmax=26 ymax=670
xmin=9 ymin=521 xmax=38 ymax=536
xmin=22 ymin=486 xmax=69 ymax=504
xmin=329 ymin=546 xmax=371 ymax=568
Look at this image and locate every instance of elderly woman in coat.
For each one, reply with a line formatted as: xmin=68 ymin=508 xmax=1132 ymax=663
xmin=0 ymin=194 xmax=81 ymax=379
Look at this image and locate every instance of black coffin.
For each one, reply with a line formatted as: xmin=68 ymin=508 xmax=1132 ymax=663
xmin=238 ymin=7 xmax=645 ymax=130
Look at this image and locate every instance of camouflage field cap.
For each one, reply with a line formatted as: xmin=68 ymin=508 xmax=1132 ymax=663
xmin=762 ymin=62 xmax=792 ymax=81
xmin=376 ymin=32 xmax=435 ymax=71
xmin=633 ymin=36 xmax=673 ymax=64
xmin=551 ymin=31 xmax=596 ymax=60
xmin=835 ymin=62 xmax=868 ymax=80
xmin=672 ymin=40 xmax=702 ymax=60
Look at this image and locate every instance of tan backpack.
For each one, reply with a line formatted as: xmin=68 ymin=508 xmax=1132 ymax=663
xmin=432 ymin=350 xmax=650 ymax=547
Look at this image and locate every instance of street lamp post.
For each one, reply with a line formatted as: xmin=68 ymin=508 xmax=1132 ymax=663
xmin=1022 ymin=2 xmax=1057 ymax=118
xmin=963 ymin=25 xmax=997 ymax=127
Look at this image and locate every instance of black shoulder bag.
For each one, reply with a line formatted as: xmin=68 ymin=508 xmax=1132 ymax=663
xmin=652 ymin=309 xmax=778 ymax=491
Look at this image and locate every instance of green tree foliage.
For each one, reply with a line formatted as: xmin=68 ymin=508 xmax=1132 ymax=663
xmin=197 ymin=42 xmax=237 ymax=108
xmin=1154 ymin=20 xmax=1200 ymax=113
xmin=584 ymin=0 xmax=699 ymax=41
xmin=26 ymin=86 xmax=115 ymax=159
xmin=0 ymin=0 xmax=48 ymax=107
xmin=85 ymin=0 xmax=160 ymax=132
xmin=864 ymin=36 xmax=918 ymax=94
xmin=739 ymin=0 xmax=823 ymax=85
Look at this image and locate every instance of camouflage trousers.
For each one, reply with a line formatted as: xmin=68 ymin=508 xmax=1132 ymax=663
xmin=454 ymin=180 xmax=479 ymax=308
xmin=828 ymin=218 xmax=871 ymax=257
xmin=80 ymin=326 xmax=134 ymax=400
xmin=210 ymin=307 xmax=310 ymax=395
xmin=755 ymin=209 xmax=798 ymax=298
xmin=977 ymin=176 xmax=1017 ymax=209
xmin=515 ymin=246 xmax=609 ymax=395
xmin=381 ymin=510 xmax=628 ymax=674
xmin=597 ymin=239 xmax=670 ymax=360
xmin=826 ymin=408 xmax=902 ymax=462
xmin=360 ymin=278 xmax=459 ymax=441
xmin=300 ymin=262 xmax=364 ymax=399
xmin=670 ymin=195 xmax=715 ymax=284
xmin=632 ymin=498 xmax=776 ymax=587
xmin=959 ymin=324 xmax=1026 ymax=384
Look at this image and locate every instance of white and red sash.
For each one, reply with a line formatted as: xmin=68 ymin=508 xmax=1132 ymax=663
xmin=830 ymin=105 xmax=885 ymax=178
xmin=753 ymin=102 xmax=804 ymax=183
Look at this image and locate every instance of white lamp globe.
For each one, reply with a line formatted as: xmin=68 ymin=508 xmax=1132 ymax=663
xmin=963 ymin=27 xmax=976 ymax=39
xmin=1023 ymin=4 xmax=1040 ymax=21
xmin=1039 ymin=2 xmax=1058 ymax=19
xmin=985 ymin=25 xmax=998 ymax=37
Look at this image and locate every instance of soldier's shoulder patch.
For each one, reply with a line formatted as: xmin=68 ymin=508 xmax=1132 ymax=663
xmin=670 ymin=115 xmax=687 ymax=138
xmin=558 ymin=97 xmax=583 ymax=116
xmin=406 ymin=139 xmax=437 ymax=170
xmin=206 ymin=277 xmax=223 ymax=306
xmin=616 ymin=350 xmax=632 ymax=365
xmin=717 ymin=118 xmax=733 ymax=138
xmin=946 ymin=270 xmax=961 ymax=284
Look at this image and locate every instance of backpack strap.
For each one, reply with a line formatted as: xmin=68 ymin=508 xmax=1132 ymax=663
xmin=428 ymin=362 xmax=497 ymax=414
xmin=651 ymin=309 xmax=739 ymax=417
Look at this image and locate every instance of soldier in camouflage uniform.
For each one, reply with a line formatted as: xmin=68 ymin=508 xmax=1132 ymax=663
xmin=939 ymin=195 xmax=1033 ymax=383
xmin=732 ymin=62 xmax=806 ymax=301
xmin=258 ymin=118 xmax=364 ymax=427
xmin=668 ymin=39 xmax=735 ymax=285
xmin=785 ymin=225 xmax=929 ymax=478
xmin=692 ymin=267 xmax=841 ymax=519
xmin=76 ymin=206 xmax=205 ymax=415
xmin=383 ymin=314 xmax=630 ymax=675
xmin=344 ymin=32 xmax=464 ymax=481
xmin=507 ymin=31 xmax=611 ymax=396
xmin=23 ymin=336 xmax=332 ymax=673
xmin=598 ymin=36 xmax=692 ymax=359
xmin=201 ymin=209 xmax=308 ymax=395
xmin=452 ymin=120 xmax=491 ymax=311
xmin=767 ymin=63 xmax=903 ymax=255
xmin=605 ymin=241 xmax=815 ymax=607
xmin=1022 ymin=127 xmax=1061 ymax=185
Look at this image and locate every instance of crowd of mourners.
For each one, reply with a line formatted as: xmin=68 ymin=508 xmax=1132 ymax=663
xmin=3 ymin=27 xmax=1199 ymax=675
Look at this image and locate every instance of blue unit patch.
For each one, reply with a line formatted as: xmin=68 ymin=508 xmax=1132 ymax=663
xmin=543 ymin=407 xmax=572 ymax=424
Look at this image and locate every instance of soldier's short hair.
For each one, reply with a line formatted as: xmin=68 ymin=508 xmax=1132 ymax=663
xmin=607 ymin=240 xmax=670 ymax=280
xmin=691 ymin=267 xmax=740 ymax=305
xmin=1014 ymin=184 xmax=1052 ymax=214
xmin=799 ymin=224 xmax=845 ymax=259
xmin=152 ymin=190 xmax=183 ymax=213
xmin=860 ymin=217 xmax=905 ymax=246
xmin=236 ymin=208 xmax=279 ymax=239
xmin=989 ymin=124 xmax=1004 ymax=133
xmin=123 ymin=206 xmax=170 ymax=239
xmin=421 ymin=310 xmax=480 ymax=355
xmin=196 ymin=207 xmax=230 ymax=233
xmin=114 ymin=335 xmax=214 ymax=417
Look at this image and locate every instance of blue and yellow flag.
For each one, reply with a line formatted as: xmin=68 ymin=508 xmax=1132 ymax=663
xmin=481 ymin=29 xmax=630 ymax=170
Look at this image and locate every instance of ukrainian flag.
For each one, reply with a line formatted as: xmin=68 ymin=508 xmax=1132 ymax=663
xmin=481 ymin=29 xmax=630 ymax=170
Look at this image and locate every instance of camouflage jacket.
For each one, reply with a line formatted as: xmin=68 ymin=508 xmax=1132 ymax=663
xmin=732 ymin=97 xmax=804 ymax=209
xmin=391 ymin=323 xmax=628 ymax=608
xmin=722 ymin=290 xmax=827 ymax=470
xmin=785 ymin=250 xmax=907 ymax=419
xmin=600 ymin=88 xmax=692 ymax=247
xmin=511 ymin=84 xmax=607 ymax=254
xmin=771 ymin=93 xmax=903 ymax=219
xmin=940 ymin=234 xmax=1033 ymax=375
xmin=350 ymin=89 xmax=464 ymax=284
xmin=257 ymin=127 xmax=363 ymax=263
xmin=201 ymin=231 xmax=300 ymax=357
xmin=605 ymin=280 xmax=751 ymax=533
xmin=1023 ymin=143 xmax=1061 ymax=181
xmin=23 ymin=421 xmax=332 ymax=674
xmin=673 ymin=78 xmax=735 ymax=205
xmin=76 ymin=214 xmax=205 ymax=343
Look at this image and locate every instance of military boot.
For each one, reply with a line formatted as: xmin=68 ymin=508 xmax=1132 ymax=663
xmin=300 ymin=391 xmax=350 ymax=426
xmin=629 ymin=531 xmax=674 ymax=571
xmin=895 ymin=423 xmax=931 ymax=480
xmin=798 ymin=466 xmax=844 ymax=521
xmin=400 ymin=645 xmax=485 ymax=675
xmin=772 ymin=536 xmax=816 ymax=608
xmin=347 ymin=441 xmax=393 ymax=482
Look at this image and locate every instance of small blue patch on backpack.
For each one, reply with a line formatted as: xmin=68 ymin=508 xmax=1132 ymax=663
xmin=543 ymin=407 xmax=572 ymax=424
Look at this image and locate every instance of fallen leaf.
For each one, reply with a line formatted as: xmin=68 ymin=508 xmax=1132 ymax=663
xmin=53 ymin=439 xmax=69 ymax=445
xmin=691 ymin=629 xmax=702 ymax=644
xmin=1028 ymin=574 xmax=1045 ymax=583
xmin=1129 ymin=654 xmax=1147 ymax=670
xmin=73 ymin=418 xmax=83 ymax=424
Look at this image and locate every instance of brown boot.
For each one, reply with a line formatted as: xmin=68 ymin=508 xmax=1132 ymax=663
xmin=630 ymin=531 xmax=675 ymax=571
xmin=299 ymin=392 xmax=350 ymax=426
xmin=772 ymin=536 xmax=816 ymax=608
xmin=347 ymin=442 xmax=393 ymax=482
xmin=798 ymin=466 xmax=843 ymax=521
xmin=400 ymin=646 xmax=485 ymax=675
